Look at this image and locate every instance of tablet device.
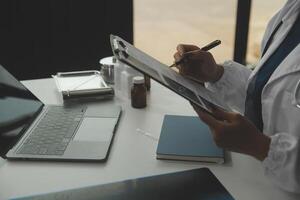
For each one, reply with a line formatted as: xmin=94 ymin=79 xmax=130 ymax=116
xmin=11 ymin=168 xmax=235 ymax=200
xmin=110 ymin=35 xmax=229 ymax=113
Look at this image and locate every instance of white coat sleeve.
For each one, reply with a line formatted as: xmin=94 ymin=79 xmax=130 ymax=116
xmin=263 ymin=133 xmax=300 ymax=193
xmin=255 ymin=1 xmax=300 ymax=193
xmin=205 ymin=60 xmax=252 ymax=114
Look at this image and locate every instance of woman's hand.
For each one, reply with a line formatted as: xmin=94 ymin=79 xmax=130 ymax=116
xmin=191 ymin=104 xmax=271 ymax=161
xmin=173 ymin=44 xmax=224 ymax=83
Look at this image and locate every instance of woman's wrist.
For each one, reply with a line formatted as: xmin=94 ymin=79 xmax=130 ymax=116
xmin=211 ymin=64 xmax=224 ymax=83
xmin=252 ymin=134 xmax=271 ymax=161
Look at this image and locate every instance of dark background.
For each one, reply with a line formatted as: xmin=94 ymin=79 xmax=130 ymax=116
xmin=0 ymin=0 xmax=133 ymax=80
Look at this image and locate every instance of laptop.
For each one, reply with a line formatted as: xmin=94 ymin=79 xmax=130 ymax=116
xmin=0 ymin=65 xmax=121 ymax=161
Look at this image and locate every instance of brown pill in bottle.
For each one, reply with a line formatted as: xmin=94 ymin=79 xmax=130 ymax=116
xmin=131 ymin=76 xmax=147 ymax=108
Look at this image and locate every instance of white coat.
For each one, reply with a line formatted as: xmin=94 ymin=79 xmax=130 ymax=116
xmin=207 ymin=0 xmax=300 ymax=193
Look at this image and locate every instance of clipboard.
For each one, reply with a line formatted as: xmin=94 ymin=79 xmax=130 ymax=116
xmin=110 ymin=35 xmax=230 ymax=113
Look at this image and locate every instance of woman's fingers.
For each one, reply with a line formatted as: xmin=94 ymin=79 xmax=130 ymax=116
xmin=173 ymin=52 xmax=182 ymax=62
xmin=191 ymin=103 xmax=221 ymax=130
xmin=211 ymin=106 xmax=241 ymax=123
xmin=176 ymin=44 xmax=200 ymax=55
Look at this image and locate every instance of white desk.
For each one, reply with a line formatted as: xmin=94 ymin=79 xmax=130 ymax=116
xmin=0 ymin=78 xmax=299 ymax=200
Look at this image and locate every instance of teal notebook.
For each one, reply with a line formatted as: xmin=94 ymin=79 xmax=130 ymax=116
xmin=156 ymin=115 xmax=224 ymax=163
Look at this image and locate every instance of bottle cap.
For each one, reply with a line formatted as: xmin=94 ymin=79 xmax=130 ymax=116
xmin=99 ymin=56 xmax=115 ymax=66
xmin=133 ymin=76 xmax=145 ymax=84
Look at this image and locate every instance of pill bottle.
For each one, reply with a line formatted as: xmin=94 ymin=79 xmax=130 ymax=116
xmin=113 ymin=58 xmax=123 ymax=96
xmin=121 ymin=65 xmax=142 ymax=99
xmin=121 ymin=65 xmax=135 ymax=99
xmin=131 ymin=76 xmax=147 ymax=108
xmin=99 ymin=56 xmax=115 ymax=84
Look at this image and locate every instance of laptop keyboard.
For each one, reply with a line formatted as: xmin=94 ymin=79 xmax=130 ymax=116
xmin=17 ymin=106 xmax=85 ymax=156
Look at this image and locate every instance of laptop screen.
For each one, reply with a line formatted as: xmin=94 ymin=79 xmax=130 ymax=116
xmin=0 ymin=65 xmax=43 ymax=157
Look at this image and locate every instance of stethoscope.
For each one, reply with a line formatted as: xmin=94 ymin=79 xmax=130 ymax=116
xmin=293 ymin=79 xmax=300 ymax=108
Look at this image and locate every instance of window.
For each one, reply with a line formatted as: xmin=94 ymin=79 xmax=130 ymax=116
xmin=134 ymin=0 xmax=236 ymax=65
xmin=135 ymin=0 xmax=287 ymax=66
xmin=247 ymin=0 xmax=286 ymax=64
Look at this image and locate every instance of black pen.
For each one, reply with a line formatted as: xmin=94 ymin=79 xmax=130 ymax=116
xmin=169 ymin=39 xmax=221 ymax=68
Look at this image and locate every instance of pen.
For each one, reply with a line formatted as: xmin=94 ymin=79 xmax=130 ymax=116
xmin=169 ymin=39 xmax=221 ymax=68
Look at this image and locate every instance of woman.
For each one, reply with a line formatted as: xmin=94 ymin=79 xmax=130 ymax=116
xmin=173 ymin=0 xmax=300 ymax=193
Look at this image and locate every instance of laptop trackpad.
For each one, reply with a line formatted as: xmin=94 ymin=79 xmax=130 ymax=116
xmin=73 ymin=117 xmax=117 ymax=142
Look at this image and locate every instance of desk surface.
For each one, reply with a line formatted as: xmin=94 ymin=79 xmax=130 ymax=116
xmin=0 ymin=78 xmax=299 ymax=200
